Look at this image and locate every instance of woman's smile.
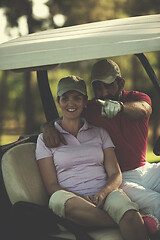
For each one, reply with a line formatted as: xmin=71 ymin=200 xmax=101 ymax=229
xmin=67 ymin=108 xmax=77 ymax=112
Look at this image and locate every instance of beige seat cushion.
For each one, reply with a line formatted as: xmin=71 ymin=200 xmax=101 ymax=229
xmin=1 ymin=142 xmax=122 ymax=240
xmin=88 ymin=228 xmax=122 ymax=240
xmin=52 ymin=227 xmax=122 ymax=240
xmin=2 ymin=142 xmax=49 ymax=205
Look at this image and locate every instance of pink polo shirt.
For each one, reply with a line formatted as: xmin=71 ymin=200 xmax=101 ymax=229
xmin=36 ymin=119 xmax=114 ymax=195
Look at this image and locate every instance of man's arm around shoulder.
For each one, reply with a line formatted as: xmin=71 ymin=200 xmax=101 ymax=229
xmin=41 ymin=121 xmax=67 ymax=148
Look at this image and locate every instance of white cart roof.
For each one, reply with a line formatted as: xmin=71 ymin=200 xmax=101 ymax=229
xmin=0 ymin=14 xmax=160 ymax=71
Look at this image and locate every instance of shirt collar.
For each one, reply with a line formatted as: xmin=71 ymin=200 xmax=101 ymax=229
xmin=54 ymin=118 xmax=92 ymax=134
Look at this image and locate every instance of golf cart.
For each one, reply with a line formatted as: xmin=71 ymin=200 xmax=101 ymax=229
xmin=0 ymin=14 xmax=160 ymax=240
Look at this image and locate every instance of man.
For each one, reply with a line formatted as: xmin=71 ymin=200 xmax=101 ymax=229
xmin=42 ymin=59 xmax=160 ymax=231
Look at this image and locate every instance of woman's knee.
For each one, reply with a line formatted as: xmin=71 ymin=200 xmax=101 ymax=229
xmin=103 ymin=189 xmax=139 ymax=224
xmin=65 ymin=197 xmax=78 ymax=217
xmin=49 ymin=190 xmax=76 ymax=218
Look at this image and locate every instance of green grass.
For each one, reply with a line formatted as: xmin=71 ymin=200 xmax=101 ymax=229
xmin=0 ymin=134 xmax=20 ymax=146
xmin=146 ymin=147 xmax=160 ymax=163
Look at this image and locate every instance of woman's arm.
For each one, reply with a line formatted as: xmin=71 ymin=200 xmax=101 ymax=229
xmin=38 ymin=156 xmax=89 ymax=201
xmin=37 ymin=157 xmax=64 ymax=196
xmin=93 ymin=147 xmax=122 ymax=208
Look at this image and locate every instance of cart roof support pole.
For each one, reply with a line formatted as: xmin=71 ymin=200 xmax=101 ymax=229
xmin=135 ymin=53 xmax=160 ymax=96
xmin=37 ymin=70 xmax=59 ymax=122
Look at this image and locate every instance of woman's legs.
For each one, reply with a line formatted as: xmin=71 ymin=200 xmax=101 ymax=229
xmin=102 ymin=189 xmax=150 ymax=240
xmin=65 ymin=195 xmax=116 ymax=227
xmin=65 ymin=197 xmax=149 ymax=240
xmin=49 ymin=190 xmax=150 ymax=240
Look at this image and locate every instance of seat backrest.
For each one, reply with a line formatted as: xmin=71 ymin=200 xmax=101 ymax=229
xmin=1 ymin=142 xmax=49 ymax=205
xmin=1 ymin=142 xmax=124 ymax=240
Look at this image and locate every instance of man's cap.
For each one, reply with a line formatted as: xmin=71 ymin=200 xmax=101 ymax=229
xmin=57 ymin=75 xmax=87 ymax=96
xmin=91 ymin=59 xmax=121 ymax=84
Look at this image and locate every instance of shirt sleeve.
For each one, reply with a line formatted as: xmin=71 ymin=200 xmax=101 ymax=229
xmin=127 ymin=91 xmax=152 ymax=106
xmin=35 ymin=133 xmax=52 ymax=160
xmin=99 ymin=127 xmax=115 ymax=150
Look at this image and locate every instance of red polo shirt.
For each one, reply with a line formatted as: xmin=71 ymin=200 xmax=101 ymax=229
xmin=85 ymin=90 xmax=151 ymax=172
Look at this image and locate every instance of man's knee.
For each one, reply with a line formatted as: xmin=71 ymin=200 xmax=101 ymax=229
xmin=120 ymin=209 xmax=139 ymax=224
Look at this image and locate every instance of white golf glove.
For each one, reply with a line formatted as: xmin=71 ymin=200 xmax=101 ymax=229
xmin=97 ymin=99 xmax=123 ymax=118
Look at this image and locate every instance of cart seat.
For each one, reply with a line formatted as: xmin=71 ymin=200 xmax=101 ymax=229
xmin=1 ymin=142 xmax=122 ymax=240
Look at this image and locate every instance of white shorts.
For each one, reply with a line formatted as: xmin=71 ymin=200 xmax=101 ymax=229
xmin=121 ymin=162 xmax=160 ymax=220
xmin=49 ymin=189 xmax=138 ymax=224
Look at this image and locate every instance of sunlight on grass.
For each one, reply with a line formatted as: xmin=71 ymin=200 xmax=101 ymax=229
xmin=146 ymin=147 xmax=160 ymax=163
xmin=0 ymin=134 xmax=20 ymax=145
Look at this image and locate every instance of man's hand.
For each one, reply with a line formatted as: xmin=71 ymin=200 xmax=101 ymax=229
xmin=42 ymin=122 xmax=67 ymax=148
xmin=97 ymin=99 xmax=123 ymax=118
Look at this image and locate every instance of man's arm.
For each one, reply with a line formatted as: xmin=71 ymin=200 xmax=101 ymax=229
xmin=41 ymin=121 xmax=67 ymax=148
xmin=122 ymin=101 xmax=152 ymax=119
xmin=97 ymin=99 xmax=152 ymax=119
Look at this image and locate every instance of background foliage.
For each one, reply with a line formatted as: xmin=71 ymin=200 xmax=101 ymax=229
xmin=0 ymin=0 xmax=160 ymax=162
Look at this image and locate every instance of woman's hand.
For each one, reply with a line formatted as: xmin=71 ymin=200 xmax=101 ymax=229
xmin=83 ymin=194 xmax=106 ymax=208
xmin=92 ymin=191 xmax=106 ymax=208
xmin=83 ymin=195 xmax=95 ymax=204
xmin=92 ymin=147 xmax=122 ymax=209
xmin=42 ymin=122 xmax=67 ymax=148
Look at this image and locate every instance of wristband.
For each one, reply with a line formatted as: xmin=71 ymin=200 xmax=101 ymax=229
xmin=119 ymin=101 xmax=124 ymax=113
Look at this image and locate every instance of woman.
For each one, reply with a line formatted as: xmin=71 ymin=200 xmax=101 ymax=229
xmin=36 ymin=75 xmax=149 ymax=240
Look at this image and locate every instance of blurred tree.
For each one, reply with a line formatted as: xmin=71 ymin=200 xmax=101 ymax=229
xmin=0 ymin=0 xmax=47 ymax=134
xmin=0 ymin=0 xmax=44 ymax=32
xmin=47 ymin=0 xmax=126 ymax=27
xmin=123 ymin=0 xmax=160 ymax=16
xmin=0 ymin=71 xmax=8 ymax=144
xmin=123 ymin=0 xmax=160 ymax=145
xmin=152 ymin=52 xmax=160 ymax=145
